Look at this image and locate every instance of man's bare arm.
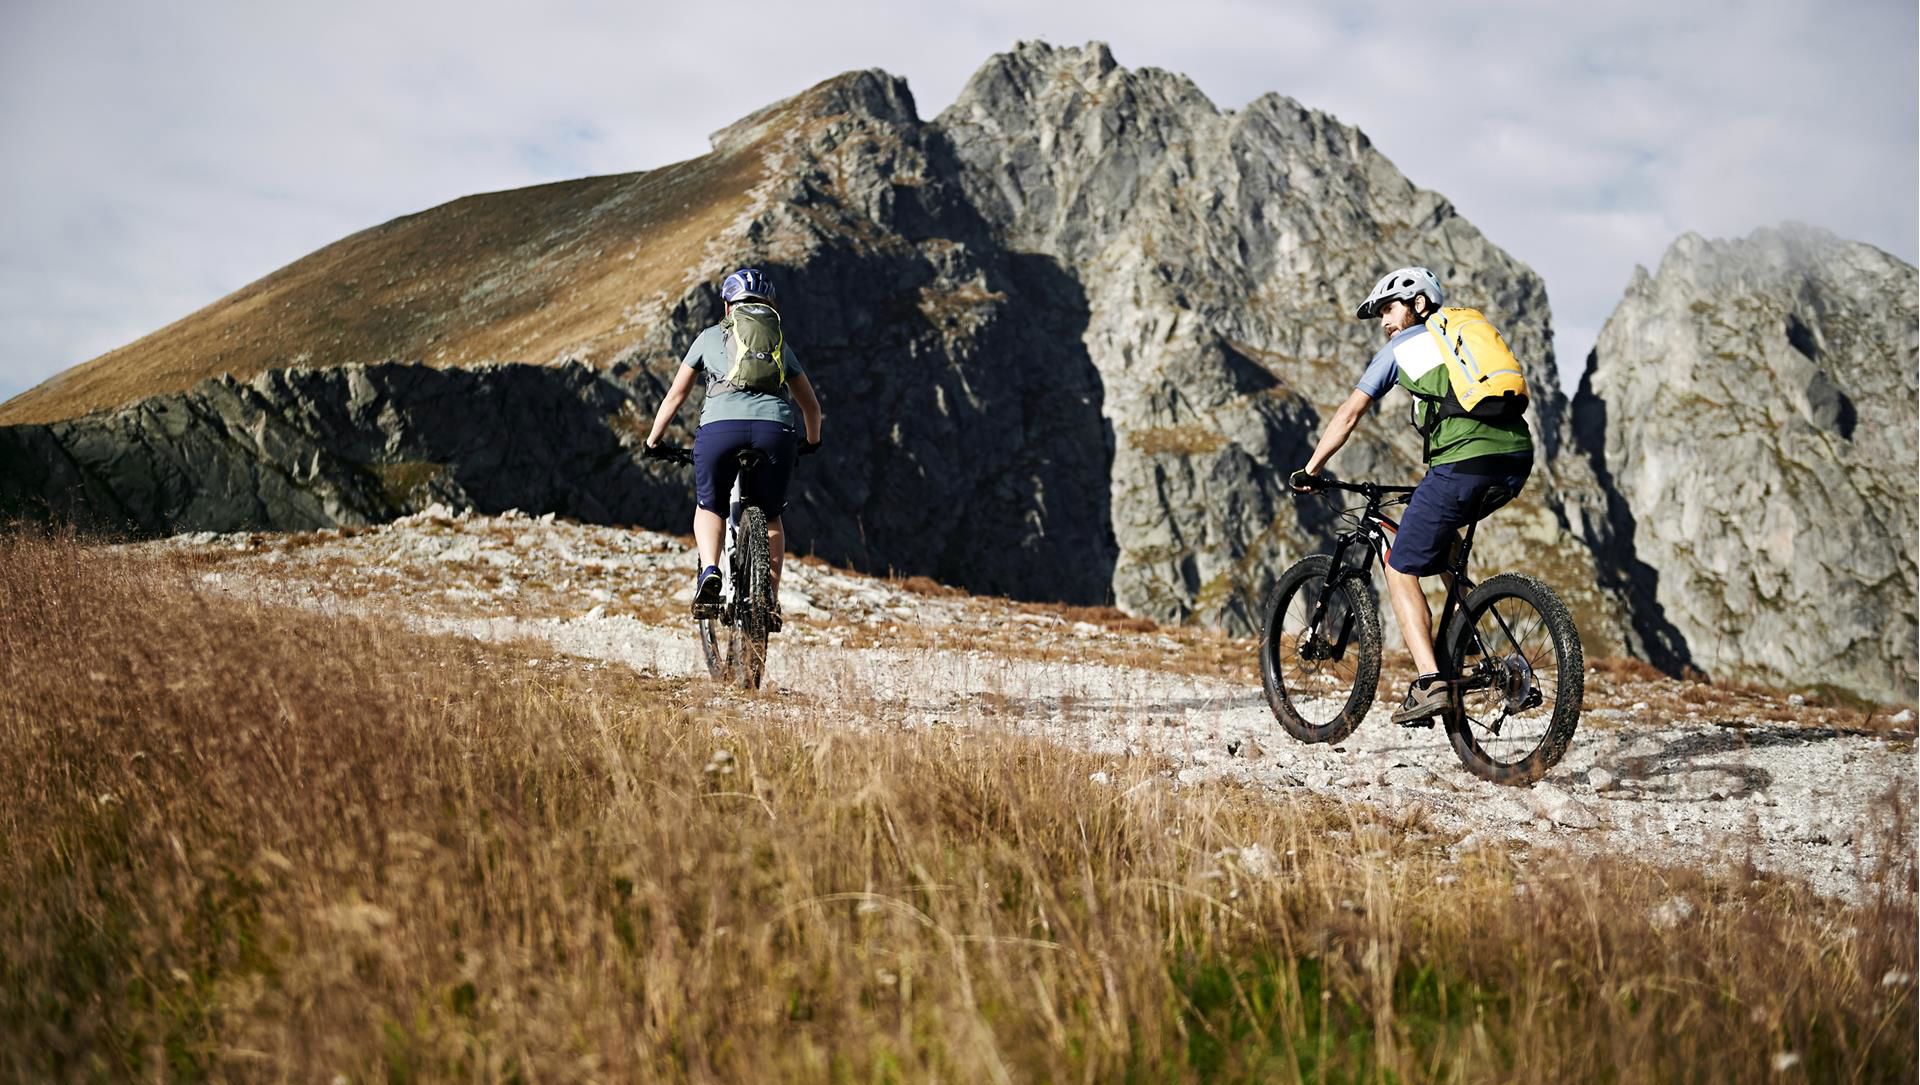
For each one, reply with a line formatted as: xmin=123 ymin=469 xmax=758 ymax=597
xmin=1298 ymin=388 xmax=1376 ymax=482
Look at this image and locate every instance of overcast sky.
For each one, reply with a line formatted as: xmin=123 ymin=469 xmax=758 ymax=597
xmin=2 ymin=0 xmax=1913 ymax=405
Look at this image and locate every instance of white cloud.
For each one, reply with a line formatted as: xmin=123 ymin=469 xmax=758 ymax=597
xmin=1 ymin=0 xmax=1912 ymax=402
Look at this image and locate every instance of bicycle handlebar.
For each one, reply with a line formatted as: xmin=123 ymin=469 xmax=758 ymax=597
xmin=644 ymin=440 xmax=820 ymax=466
xmin=642 ymin=443 xmax=694 ymax=466
xmin=1292 ymin=473 xmax=1419 ymax=498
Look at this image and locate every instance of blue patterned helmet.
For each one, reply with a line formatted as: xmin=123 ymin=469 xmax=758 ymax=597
xmin=721 ymin=267 xmax=776 ymax=304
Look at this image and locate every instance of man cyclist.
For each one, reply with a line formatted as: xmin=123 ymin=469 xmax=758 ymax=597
xmin=1291 ymin=266 xmax=1533 ymax=723
xmin=645 ymin=267 xmax=823 ymax=626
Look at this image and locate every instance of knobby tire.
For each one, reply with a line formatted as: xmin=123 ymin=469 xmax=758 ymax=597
xmin=1260 ymin=554 xmax=1382 ymax=744
xmin=1439 ymin=573 xmax=1584 ymax=784
xmin=731 ymin=507 xmax=773 ymax=690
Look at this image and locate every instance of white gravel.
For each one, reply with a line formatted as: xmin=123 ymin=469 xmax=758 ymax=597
xmin=150 ymin=511 xmax=1918 ymax=902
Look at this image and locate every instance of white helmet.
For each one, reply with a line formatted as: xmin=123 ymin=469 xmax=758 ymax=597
xmin=1356 ymin=266 xmax=1444 ymax=319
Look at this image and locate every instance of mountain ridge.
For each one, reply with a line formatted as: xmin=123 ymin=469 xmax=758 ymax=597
xmin=4 ymin=41 xmax=1913 ymax=699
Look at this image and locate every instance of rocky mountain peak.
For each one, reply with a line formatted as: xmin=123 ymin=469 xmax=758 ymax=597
xmin=709 ymin=69 xmax=921 ymax=153
xmin=1574 ymin=224 xmax=1917 ymax=701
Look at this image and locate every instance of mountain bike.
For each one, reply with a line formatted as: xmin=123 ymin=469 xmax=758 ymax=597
xmin=645 ymin=443 xmax=782 ymax=690
xmin=1261 ymin=476 xmax=1584 ymax=784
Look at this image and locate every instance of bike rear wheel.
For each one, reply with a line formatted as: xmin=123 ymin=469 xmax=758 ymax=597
xmin=1260 ymin=554 xmax=1382 ymax=744
xmin=696 ymin=614 xmax=727 ymax=680
xmin=1439 ymin=573 xmax=1583 ymax=784
xmin=730 ymin=507 xmax=774 ymax=690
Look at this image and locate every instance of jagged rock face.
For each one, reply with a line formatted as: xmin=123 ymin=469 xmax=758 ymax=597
xmin=0 ymin=363 xmax=683 ymax=534
xmin=618 ymin=71 xmax=1121 ymax=603
xmin=935 ymin=42 xmax=1618 ymax=636
xmin=1573 ymin=225 xmax=1919 ymax=702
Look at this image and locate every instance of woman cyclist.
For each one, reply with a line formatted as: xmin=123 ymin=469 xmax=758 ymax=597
xmin=645 ymin=267 xmax=823 ymax=625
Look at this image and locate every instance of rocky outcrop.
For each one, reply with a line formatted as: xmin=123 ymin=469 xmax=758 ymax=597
xmin=1573 ymin=225 xmax=1918 ymax=702
xmin=0 ymin=363 xmax=678 ymax=535
xmin=935 ymin=42 xmax=1621 ymax=639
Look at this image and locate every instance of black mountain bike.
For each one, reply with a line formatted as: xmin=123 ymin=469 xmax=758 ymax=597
xmin=646 ymin=444 xmax=779 ymax=690
xmin=1260 ymin=476 xmax=1584 ymax=784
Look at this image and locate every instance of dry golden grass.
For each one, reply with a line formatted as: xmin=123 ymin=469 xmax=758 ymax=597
xmin=1 ymin=532 xmax=1914 ymax=1083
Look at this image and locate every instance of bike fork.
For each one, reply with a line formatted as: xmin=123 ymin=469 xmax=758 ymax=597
xmin=1300 ymin=537 xmax=1363 ymax=660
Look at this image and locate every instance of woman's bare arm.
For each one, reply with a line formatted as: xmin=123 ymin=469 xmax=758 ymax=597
xmin=646 ymin=364 xmax=701 ymax=446
xmin=788 ymin=373 xmax=822 ymax=444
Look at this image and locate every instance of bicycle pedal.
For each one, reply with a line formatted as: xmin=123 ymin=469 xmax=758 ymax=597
xmin=691 ymin=602 xmax=725 ymax=620
xmin=1395 ymin=716 xmax=1438 ymax=729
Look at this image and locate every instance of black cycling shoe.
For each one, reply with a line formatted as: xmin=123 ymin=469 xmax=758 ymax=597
xmin=692 ymin=566 xmax=723 ymax=613
xmin=1391 ymin=675 xmax=1452 ymax=727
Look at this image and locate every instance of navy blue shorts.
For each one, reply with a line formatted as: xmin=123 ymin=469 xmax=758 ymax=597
xmin=693 ymin=420 xmax=798 ymax=515
xmin=1388 ymin=453 xmax=1533 ymax=576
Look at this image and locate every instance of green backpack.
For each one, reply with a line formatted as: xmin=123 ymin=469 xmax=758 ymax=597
xmin=721 ymin=303 xmax=786 ymax=393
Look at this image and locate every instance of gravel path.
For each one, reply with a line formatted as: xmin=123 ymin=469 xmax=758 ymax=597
xmin=153 ymin=510 xmax=1917 ymax=901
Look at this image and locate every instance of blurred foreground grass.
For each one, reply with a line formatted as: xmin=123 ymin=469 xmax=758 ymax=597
xmin=0 ymin=532 xmax=1912 ymax=1083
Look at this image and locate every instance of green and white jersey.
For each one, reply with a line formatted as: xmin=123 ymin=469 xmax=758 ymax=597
xmin=1358 ymin=325 xmax=1532 ymax=465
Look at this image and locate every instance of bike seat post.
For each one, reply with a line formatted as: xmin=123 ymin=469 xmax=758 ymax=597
xmin=1452 ymin=519 xmax=1479 ymax=577
xmin=731 ymin=449 xmax=768 ymax=510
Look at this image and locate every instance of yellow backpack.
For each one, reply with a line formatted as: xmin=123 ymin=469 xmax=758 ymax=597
xmin=1419 ymin=307 xmax=1529 ymax=422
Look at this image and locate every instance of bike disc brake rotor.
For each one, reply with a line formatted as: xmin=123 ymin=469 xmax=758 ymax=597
xmin=1496 ymin=653 xmax=1543 ymax=715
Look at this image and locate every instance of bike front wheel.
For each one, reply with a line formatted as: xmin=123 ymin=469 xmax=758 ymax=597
xmin=1439 ymin=573 xmax=1584 ymax=785
xmin=1260 ymin=554 xmax=1382 ymax=744
xmin=696 ymin=614 xmax=727 ymax=680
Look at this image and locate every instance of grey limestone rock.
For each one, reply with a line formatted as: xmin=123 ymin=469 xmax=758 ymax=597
xmin=0 ymin=361 xmax=680 ymax=536
xmin=1573 ymin=224 xmax=1918 ymax=702
xmin=935 ymin=41 xmax=1623 ymax=638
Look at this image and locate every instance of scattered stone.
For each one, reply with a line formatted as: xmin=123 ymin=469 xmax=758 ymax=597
xmin=1891 ymin=709 xmax=1915 ymax=725
xmin=1088 ymin=770 xmax=1111 ymax=786
xmin=1588 ymin=767 xmax=1619 ymax=792
xmin=1771 ymin=1052 xmax=1801 ymax=1073
xmin=1526 ymin=783 xmax=1600 ymax=829
xmin=1227 ymin=845 xmax=1272 ymax=877
xmin=1881 ymin=970 xmax=1913 ymax=989
xmin=1380 ymin=765 xmax=1436 ymax=789
xmin=1448 ymin=831 xmax=1497 ymax=859
xmin=1650 ymin=895 xmax=1695 ymax=929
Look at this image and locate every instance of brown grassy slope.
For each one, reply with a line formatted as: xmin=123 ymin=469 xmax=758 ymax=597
xmin=0 ymin=139 xmax=762 ymax=428
xmin=1 ymin=532 xmax=1914 ymax=1083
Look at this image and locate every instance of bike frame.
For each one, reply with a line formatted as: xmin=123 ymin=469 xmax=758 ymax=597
xmin=640 ymin=443 xmax=765 ymax=627
xmin=1301 ymin=480 xmax=1525 ymax=707
xmin=711 ymin=450 xmax=766 ymax=627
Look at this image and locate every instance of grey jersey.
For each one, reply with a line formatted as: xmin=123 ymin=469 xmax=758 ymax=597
xmin=682 ymin=323 xmax=807 ymax=428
